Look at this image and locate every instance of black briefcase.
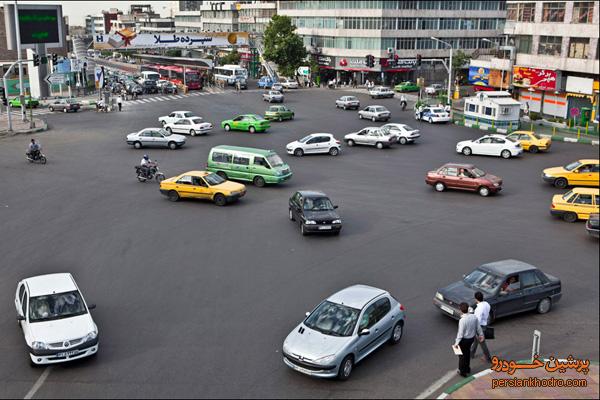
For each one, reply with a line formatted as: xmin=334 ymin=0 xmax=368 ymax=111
xmin=484 ymin=326 xmax=495 ymax=340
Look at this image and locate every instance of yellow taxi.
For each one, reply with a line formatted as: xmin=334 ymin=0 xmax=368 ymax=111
xmin=542 ymin=159 xmax=599 ymax=189
xmin=550 ymin=187 xmax=599 ymax=222
xmin=159 ymin=171 xmax=246 ymax=206
xmin=506 ymin=131 xmax=552 ymax=153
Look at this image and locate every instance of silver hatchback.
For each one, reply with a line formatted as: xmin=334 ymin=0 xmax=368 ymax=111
xmin=282 ymin=285 xmax=406 ymax=380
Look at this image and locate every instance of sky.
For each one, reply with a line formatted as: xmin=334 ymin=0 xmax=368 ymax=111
xmin=17 ymin=1 xmax=173 ymax=26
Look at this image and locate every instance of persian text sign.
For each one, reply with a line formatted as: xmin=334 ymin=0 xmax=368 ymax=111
xmin=512 ymin=66 xmax=557 ymax=91
xmin=94 ymin=32 xmax=249 ymax=50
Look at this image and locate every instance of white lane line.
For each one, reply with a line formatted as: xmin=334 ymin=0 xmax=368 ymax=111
xmin=147 ymin=98 xmax=159 ymax=102
xmin=416 ymin=370 xmax=456 ymax=399
xmin=167 ymin=95 xmax=178 ymax=100
xmin=173 ymin=95 xmax=184 ymax=99
xmin=155 ymin=97 xmax=167 ymax=101
xmin=24 ymin=367 xmax=51 ymax=399
xmin=200 ymin=93 xmax=207 ymax=95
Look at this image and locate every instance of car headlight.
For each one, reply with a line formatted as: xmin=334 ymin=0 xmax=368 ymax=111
xmin=435 ymin=292 xmax=444 ymax=301
xmin=332 ymin=219 xmax=342 ymax=224
xmin=282 ymin=340 xmax=292 ymax=355
xmin=493 ymin=183 xmax=500 ymax=187
xmin=305 ymin=220 xmax=317 ymax=225
xmin=32 ymin=341 xmax=48 ymax=350
xmin=314 ymin=354 xmax=336 ymax=366
xmin=84 ymin=330 xmax=98 ymax=342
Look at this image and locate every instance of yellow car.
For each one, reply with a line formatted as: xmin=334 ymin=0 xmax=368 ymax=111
xmin=542 ymin=159 xmax=599 ymax=189
xmin=506 ymin=131 xmax=552 ymax=153
xmin=550 ymin=187 xmax=599 ymax=222
xmin=159 ymin=171 xmax=246 ymax=206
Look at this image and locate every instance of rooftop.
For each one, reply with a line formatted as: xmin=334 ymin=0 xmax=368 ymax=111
xmin=328 ymin=285 xmax=387 ymax=310
xmin=24 ymin=273 xmax=77 ymax=297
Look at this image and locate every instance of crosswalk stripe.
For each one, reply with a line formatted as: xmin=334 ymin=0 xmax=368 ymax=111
xmin=167 ymin=95 xmax=178 ymax=100
xmin=155 ymin=97 xmax=167 ymax=101
xmin=173 ymin=95 xmax=184 ymax=99
xmin=147 ymin=98 xmax=159 ymax=102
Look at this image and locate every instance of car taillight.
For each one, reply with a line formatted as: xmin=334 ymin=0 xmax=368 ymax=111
xmin=335 ymin=140 xmax=340 ymax=144
xmin=399 ymin=304 xmax=405 ymax=311
xmin=551 ymin=203 xmax=555 ymax=209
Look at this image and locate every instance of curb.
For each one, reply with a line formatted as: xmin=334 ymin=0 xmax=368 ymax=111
xmin=0 ymin=119 xmax=48 ymax=137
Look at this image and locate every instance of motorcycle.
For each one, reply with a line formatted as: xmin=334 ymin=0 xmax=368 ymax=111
xmin=26 ymin=151 xmax=47 ymax=164
xmin=401 ymin=100 xmax=407 ymax=111
xmin=135 ymin=162 xmax=165 ymax=183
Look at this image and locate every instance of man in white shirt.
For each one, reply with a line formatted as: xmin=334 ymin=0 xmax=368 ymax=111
xmin=471 ymin=291 xmax=492 ymax=363
xmin=454 ymin=302 xmax=484 ymax=377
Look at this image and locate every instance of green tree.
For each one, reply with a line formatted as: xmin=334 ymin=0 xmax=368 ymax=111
xmin=263 ymin=15 xmax=307 ymax=77
xmin=452 ymin=50 xmax=471 ymax=71
xmin=219 ymin=50 xmax=241 ymax=65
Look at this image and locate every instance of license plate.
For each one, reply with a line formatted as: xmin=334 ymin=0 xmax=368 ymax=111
xmin=319 ymin=226 xmax=332 ymax=230
xmin=56 ymin=350 xmax=79 ymax=357
xmin=440 ymin=305 xmax=454 ymax=315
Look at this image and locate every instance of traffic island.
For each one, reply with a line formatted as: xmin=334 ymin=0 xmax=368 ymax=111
xmin=0 ymin=116 xmax=48 ymax=137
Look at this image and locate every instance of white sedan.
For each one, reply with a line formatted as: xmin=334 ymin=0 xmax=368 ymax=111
xmin=344 ymin=127 xmax=397 ymax=149
xmin=280 ymin=78 xmax=299 ymax=89
xmin=358 ymin=105 xmax=391 ymax=122
xmin=126 ymin=128 xmax=186 ymax=150
xmin=415 ymin=107 xmax=451 ymax=123
xmin=380 ymin=123 xmax=420 ymax=144
xmin=16 ymin=273 xmax=98 ymax=365
xmin=456 ymin=134 xmax=523 ymax=159
xmin=424 ymin=83 xmax=444 ymax=95
xmin=158 ymin=111 xmax=197 ymax=125
xmin=286 ymin=133 xmax=341 ymax=157
xmin=164 ymin=117 xmax=213 ymax=136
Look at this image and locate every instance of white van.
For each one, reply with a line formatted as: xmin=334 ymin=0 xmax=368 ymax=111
xmin=137 ymin=71 xmax=161 ymax=85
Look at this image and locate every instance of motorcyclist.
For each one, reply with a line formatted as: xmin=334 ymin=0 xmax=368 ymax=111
xmin=27 ymin=139 xmax=41 ymax=159
xmin=139 ymin=154 xmax=153 ymax=178
xmin=400 ymin=94 xmax=408 ymax=111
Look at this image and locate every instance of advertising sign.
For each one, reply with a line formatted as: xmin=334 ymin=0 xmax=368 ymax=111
xmin=512 ymin=66 xmax=557 ymax=91
xmin=95 ymin=67 xmax=104 ymax=89
xmin=468 ymin=66 xmax=490 ymax=86
xmin=488 ymin=69 xmax=510 ymax=88
xmin=55 ymin=59 xmax=71 ymax=74
xmin=316 ymin=55 xmax=333 ymax=67
xmin=93 ymin=31 xmax=249 ymax=50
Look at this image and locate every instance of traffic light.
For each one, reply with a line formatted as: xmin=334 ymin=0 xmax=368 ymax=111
xmin=365 ymin=54 xmax=371 ymax=67
xmin=365 ymin=54 xmax=375 ymax=68
xmin=33 ymin=53 xmax=40 ymax=67
xmin=41 ymin=56 xmax=48 ymax=65
xmin=416 ymin=54 xmax=422 ymax=67
xmin=52 ymin=53 xmax=58 ymax=63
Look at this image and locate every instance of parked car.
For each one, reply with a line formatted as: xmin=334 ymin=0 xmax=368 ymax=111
xmin=288 ymin=191 xmax=342 ymax=235
xmin=221 ymin=114 xmax=270 ymax=133
xmin=280 ymin=78 xmax=299 ymax=89
xmin=264 ymin=105 xmax=294 ymax=122
xmin=126 ymin=83 xmax=143 ymax=95
xmin=263 ymin=90 xmax=284 ymax=103
xmin=283 ymin=285 xmax=405 ymax=380
xmin=159 ymin=111 xmax=198 ymax=125
xmin=586 ymin=213 xmax=599 ymax=238
xmin=358 ymin=105 xmax=391 ymax=122
xmin=542 ymin=159 xmax=599 ymax=189
xmin=426 ymin=163 xmax=503 ymax=197
xmin=456 ymin=134 xmax=523 ymax=159
xmin=258 ymin=76 xmax=275 ymax=89
xmin=126 ymin=128 xmax=186 ymax=150
xmin=15 ymin=273 xmax=98 ymax=365
xmin=380 ymin=123 xmax=420 ymax=144
xmin=286 ymin=133 xmax=341 ymax=157
xmin=335 ymin=96 xmax=360 ymax=110
xmin=344 ymin=127 xmax=397 ymax=149
xmin=164 ymin=117 xmax=212 ymax=136
xmin=550 ymin=187 xmax=599 ymax=222
xmin=9 ymin=96 xmax=39 ymax=108
xmin=424 ymin=83 xmax=444 ymax=95
xmin=506 ymin=131 xmax=552 ymax=153
xmin=394 ymin=81 xmax=420 ymax=92
xmin=206 ymin=145 xmax=292 ymax=187
xmin=48 ymin=98 xmax=81 ymax=113
xmin=415 ymin=107 xmax=450 ymax=123
xmin=159 ymin=170 xmax=246 ymax=205
xmin=369 ymin=86 xmax=395 ymax=99
xmin=433 ymin=259 xmax=561 ymax=322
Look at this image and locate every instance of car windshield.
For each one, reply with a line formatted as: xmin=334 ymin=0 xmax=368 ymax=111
xmin=564 ymin=161 xmax=582 ymax=171
xmin=304 ymin=301 xmax=359 ymax=337
xmin=204 ymin=173 xmax=225 ymax=186
xmin=562 ymin=190 xmax=574 ymax=201
xmin=463 ymin=268 xmax=503 ymax=294
xmin=29 ymin=290 xmax=87 ymax=323
xmin=183 ymin=112 xmax=194 ymax=118
xmin=299 ymin=135 xmax=313 ymax=143
xmin=266 ymin=154 xmax=284 ymax=167
xmin=472 ymin=168 xmax=486 ymax=178
xmin=374 ymin=107 xmax=386 ymax=112
xmin=505 ymin=136 xmax=517 ymax=143
xmin=303 ymin=197 xmax=334 ymax=211
xmin=252 ymin=115 xmax=266 ymax=121
xmin=347 ymin=96 xmax=357 ymax=101
xmin=159 ymin=128 xmax=171 ymax=136
xmin=191 ymin=118 xmax=203 ymax=124
xmin=532 ymin=133 xmax=543 ymax=140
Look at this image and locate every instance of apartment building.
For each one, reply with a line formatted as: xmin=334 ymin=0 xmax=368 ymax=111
xmin=200 ymin=1 xmax=276 ymax=34
xmin=173 ymin=1 xmax=203 ymax=33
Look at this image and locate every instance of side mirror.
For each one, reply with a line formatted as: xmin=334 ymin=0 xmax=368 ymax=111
xmin=17 ymin=314 xmax=25 ymax=321
xmin=87 ymin=304 xmax=96 ymax=310
xmin=334 ymin=205 xmax=339 ymax=209
xmin=573 ymin=170 xmax=579 ymax=174
xmin=305 ymin=312 xmax=310 ymax=317
xmin=359 ymin=328 xmax=370 ymax=336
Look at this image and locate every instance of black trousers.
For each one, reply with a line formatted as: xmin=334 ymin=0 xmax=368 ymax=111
xmin=458 ymin=337 xmax=475 ymax=375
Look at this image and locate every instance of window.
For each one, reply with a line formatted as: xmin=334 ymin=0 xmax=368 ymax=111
xmin=461 ymin=18 xmax=478 ymax=30
xmin=517 ymin=35 xmax=533 ymax=53
xmin=441 ymin=0 xmax=460 ymax=9
xmin=418 ymin=1 xmax=439 ymax=9
xmin=569 ymin=38 xmax=590 ymax=59
xmin=538 ymin=36 xmax=562 ymax=56
xmin=507 ymin=2 xmax=536 ymax=22
xmin=479 ymin=18 xmax=497 ymax=30
xmin=419 ymin=18 xmax=438 ymax=30
xmin=397 ymin=37 xmax=416 ymax=49
xmin=468 ymin=103 xmax=478 ymax=113
xmin=22 ymin=291 xmax=28 ymax=317
xmin=358 ymin=303 xmax=379 ymax=331
xmin=440 ymin=18 xmax=460 ymax=30
xmin=192 ymin=176 xmax=207 ymax=187
xmin=483 ymin=107 xmax=495 ymax=116
xmin=500 ymin=106 xmax=511 ymax=115
xmin=233 ymin=156 xmax=249 ymax=166
xmin=398 ymin=0 xmax=417 ymax=9
xmin=374 ymin=298 xmax=391 ymax=321
xmin=542 ymin=2 xmax=565 ymax=22
xmin=254 ymin=156 xmax=268 ymax=167
xmin=176 ymin=175 xmax=193 ymax=185
xmin=446 ymin=167 xmax=459 ymax=176
xmin=574 ymin=194 xmax=593 ymax=204
xmin=397 ymin=18 xmax=416 ymax=30
xmin=212 ymin=152 xmax=232 ymax=163
xmin=462 ymin=0 xmax=480 ymax=10
xmin=417 ymin=37 xmax=436 ymax=49
xmin=481 ymin=1 xmax=500 ymax=10
xmin=572 ymin=2 xmax=594 ymax=23
xmin=520 ymin=271 xmax=542 ymax=289
xmin=591 ymin=164 xmax=600 ymax=173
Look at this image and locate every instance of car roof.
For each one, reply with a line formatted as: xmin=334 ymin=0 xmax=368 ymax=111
xmin=211 ymin=145 xmax=274 ymax=156
xmin=308 ymin=133 xmax=332 ymax=136
xmin=509 ymin=130 xmax=535 ymax=135
xmin=578 ymin=159 xmax=600 ymax=164
xmin=179 ymin=170 xmax=210 ymax=177
xmin=570 ymin=187 xmax=600 ymax=195
xmin=328 ymin=285 xmax=388 ymax=309
xmin=478 ymin=259 xmax=537 ymax=276
xmin=24 ymin=273 xmax=77 ymax=297
xmin=296 ymin=190 xmax=327 ymax=198
xmin=173 ymin=111 xmax=192 ymax=114
xmin=441 ymin=163 xmax=476 ymax=169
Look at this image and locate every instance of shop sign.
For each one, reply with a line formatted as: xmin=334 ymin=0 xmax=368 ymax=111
xmin=512 ymin=66 xmax=557 ymax=91
xmin=488 ymin=69 xmax=510 ymax=88
xmin=468 ymin=66 xmax=490 ymax=86
xmin=389 ymin=59 xmax=417 ymax=68
xmin=316 ymin=55 xmax=333 ymax=67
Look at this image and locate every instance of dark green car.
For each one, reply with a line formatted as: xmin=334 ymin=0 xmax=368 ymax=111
xmin=264 ymin=105 xmax=294 ymax=122
xmin=394 ymin=81 xmax=420 ymax=93
xmin=9 ymin=96 xmax=40 ymax=108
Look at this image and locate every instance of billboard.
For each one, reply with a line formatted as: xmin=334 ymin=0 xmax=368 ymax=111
xmin=4 ymin=4 xmax=64 ymax=50
xmin=93 ymin=31 xmax=249 ymax=50
xmin=488 ymin=69 xmax=510 ymax=88
xmin=512 ymin=66 xmax=557 ymax=91
xmin=468 ymin=66 xmax=490 ymax=86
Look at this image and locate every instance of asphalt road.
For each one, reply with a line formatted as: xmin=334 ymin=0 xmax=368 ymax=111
xmin=0 ymin=87 xmax=598 ymax=399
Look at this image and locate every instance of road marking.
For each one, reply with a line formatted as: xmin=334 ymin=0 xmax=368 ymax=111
xmin=167 ymin=95 xmax=178 ymax=100
xmin=24 ymin=367 xmax=51 ymax=399
xmin=147 ymin=98 xmax=159 ymax=102
xmin=416 ymin=370 xmax=456 ymax=399
xmin=155 ymin=97 xmax=167 ymax=101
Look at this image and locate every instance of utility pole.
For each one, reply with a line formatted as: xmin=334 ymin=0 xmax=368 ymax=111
xmin=431 ymin=37 xmax=453 ymax=106
xmin=14 ymin=0 xmax=26 ymax=121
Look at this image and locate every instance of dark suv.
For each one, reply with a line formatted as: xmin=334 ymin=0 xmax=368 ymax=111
xmin=289 ymin=191 xmax=342 ymax=236
xmin=142 ymin=80 xmax=158 ymax=94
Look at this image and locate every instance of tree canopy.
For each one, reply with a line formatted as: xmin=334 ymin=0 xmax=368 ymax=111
xmin=263 ymin=15 xmax=307 ymax=77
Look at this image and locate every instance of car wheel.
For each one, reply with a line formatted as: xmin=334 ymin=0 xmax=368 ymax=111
xmin=329 ymin=147 xmax=339 ymax=156
xmin=213 ymin=193 xmax=227 ymax=206
xmin=537 ymin=298 xmax=552 ymax=314
xmin=216 ymin=171 xmax=228 ymax=180
xmin=190 ymin=129 xmax=196 ymax=136
xmin=398 ymin=137 xmax=407 ymax=145
xmin=347 ymin=139 xmax=355 ymax=147
xmin=359 ymin=114 xmax=363 ymax=119
xmin=429 ymin=117 xmax=433 ymax=124
xmin=478 ymin=186 xmax=491 ymax=197
xmin=563 ymin=212 xmax=578 ymax=223
xmin=342 ymin=105 xmax=346 ymax=110
xmin=337 ymin=355 xmax=354 ymax=381
xmin=134 ymin=141 xmax=142 ymax=149
xmin=253 ymin=176 xmax=265 ymax=187
xmin=529 ymin=145 xmax=539 ymax=154
xmin=294 ymin=148 xmax=304 ymax=157
xmin=372 ymin=116 xmax=376 ymax=122
xmin=166 ymin=127 xmax=173 ymax=134
xmin=462 ymin=147 xmax=472 ymax=156
xmin=289 ymin=208 xmax=295 ymax=221
xmin=63 ymin=108 xmax=68 ymax=113
xmin=49 ymin=106 xmax=54 ymax=112
xmin=389 ymin=321 xmax=403 ymax=345
xmin=376 ymin=142 xmax=384 ymax=149
xmin=161 ymin=120 xmax=166 ymax=125
xmin=224 ymin=124 xmax=231 ymax=131
xmin=249 ymin=126 xmax=256 ymax=133
xmin=278 ymin=116 xmax=283 ymax=122
xmin=168 ymin=190 xmax=179 ymax=202
xmin=434 ymin=182 xmax=445 ymax=192
xmin=554 ymin=178 xmax=568 ymax=189
xmin=501 ymin=150 xmax=511 ymax=159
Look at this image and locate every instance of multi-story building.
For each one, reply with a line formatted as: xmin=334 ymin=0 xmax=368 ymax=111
xmin=85 ymin=9 xmax=123 ymax=36
xmin=504 ymin=1 xmax=599 ymax=122
xmin=111 ymin=4 xmax=172 ymax=33
xmin=173 ymin=0 xmax=203 ymax=33
xmin=200 ymin=1 xmax=276 ymax=33
xmin=278 ymin=0 xmax=507 ymax=85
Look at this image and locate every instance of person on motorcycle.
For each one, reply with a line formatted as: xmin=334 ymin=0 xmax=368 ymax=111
xmin=400 ymin=95 xmax=408 ymax=111
xmin=27 ymin=139 xmax=40 ymax=159
xmin=139 ymin=154 xmax=153 ymax=178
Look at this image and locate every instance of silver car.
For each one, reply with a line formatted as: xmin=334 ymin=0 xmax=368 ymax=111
xmin=282 ymin=285 xmax=406 ymax=380
xmin=344 ymin=127 xmax=397 ymax=149
xmin=358 ymin=105 xmax=391 ymax=122
xmin=263 ymin=90 xmax=284 ymax=103
xmin=335 ymin=96 xmax=360 ymax=110
xmin=126 ymin=128 xmax=186 ymax=150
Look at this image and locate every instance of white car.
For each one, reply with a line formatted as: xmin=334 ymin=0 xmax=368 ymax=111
xmin=164 ymin=117 xmax=213 ymax=136
xmin=344 ymin=127 xmax=397 ymax=149
xmin=358 ymin=105 xmax=391 ymax=122
xmin=286 ymin=133 xmax=341 ymax=157
xmin=157 ymin=79 xmax=170 ymax=89
xmin=263 ymin=90 xmax=284 ymax=103
xmin=271 ymin=82 xmax=284 ymax=92
xmin=380 ymin=123 xmax=420 ymax=145
xmin=159 ymin=111 xmax=197 ymax=125
xmin=425 ymin=83 xmax=444 ymax=95
xmin=369 ymin=86 xmax=395 ymax=99
xmin=415 ymin=107 xmax=451 ymax=123
xmin=456 ymin=134 xmax=523 ymax=159
xmin=280 ymin=78 xmax=299 ymax=89
xmin=335 ymin=96 xmax=360 ymax=110
xmin=15 ymin=273 xmax=98 ymax=365
xmin=126 ymin=128 xmax=186 ymax=150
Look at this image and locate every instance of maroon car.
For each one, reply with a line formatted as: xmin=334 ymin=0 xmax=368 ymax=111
xmin=426 ymin=163 xmax=502 ymax=197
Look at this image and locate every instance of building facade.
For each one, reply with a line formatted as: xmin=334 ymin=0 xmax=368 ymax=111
xmin=111 ymin=4 xmax=173 ymax=33
xmin=173 ymin=0 xmax=203 ymax=32
xmin=85 ymin=9 xmax=123 ymax=36
xmin=200 ymin=1 xmax=276 ymax=33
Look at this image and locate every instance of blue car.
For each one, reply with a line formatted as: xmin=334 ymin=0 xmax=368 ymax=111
xmin=258 ymin=76 xmax=276 ymax=89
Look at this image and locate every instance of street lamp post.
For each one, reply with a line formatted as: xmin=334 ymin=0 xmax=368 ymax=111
xmin=431 ymin=37 xmax=452 ymax=106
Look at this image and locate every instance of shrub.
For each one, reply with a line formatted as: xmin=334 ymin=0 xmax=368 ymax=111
xmin=529 ymin=112 xmax=542 ymax=121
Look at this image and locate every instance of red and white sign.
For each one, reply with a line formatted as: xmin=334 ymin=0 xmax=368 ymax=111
xmin=512 ymin=66 xmax=557 ymax=91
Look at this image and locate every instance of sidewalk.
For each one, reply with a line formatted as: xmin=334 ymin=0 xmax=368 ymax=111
xmin=439 ymin=360 xmax=598 ymax=399
xmin=0 ymin=114 xmax=47 ymax=136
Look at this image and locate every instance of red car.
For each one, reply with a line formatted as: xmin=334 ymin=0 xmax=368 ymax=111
xmin=426 ymin=163 xmax=503 ymax=197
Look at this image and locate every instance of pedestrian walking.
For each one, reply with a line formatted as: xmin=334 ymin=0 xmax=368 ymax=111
xmin=471 ymin=292 xmax=492 ymax=363
xmin=117 ymin=95 xmax=123 ymax=112
xmin=453 ymin=302 xmax=484 ymax=377
xmin=235 ymin=79 xmax=241 ymax=93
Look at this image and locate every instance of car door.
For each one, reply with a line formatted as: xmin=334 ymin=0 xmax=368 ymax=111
xmin=174 ymin=175 xmax=195 ymax=198
xmin=572 ymin=193 xmax=595 ymax=218
xmin=231 ymin=154 xmax=251 ymax=180
xmin=303 ymin=137 xmax=319 ymax=153
xmin=491 ymin=137 xmax=507 ymax=156
xmin=362 ymin=107 xmax=372 ymax=118
xmin=155 ymin=131 xmax=168 ymax=147
xmin=192 ymin=176 xmax=212 ymax=199
xmin=290 ymin=192 xmax=303 ymax=222
xmin=20 ymin=289 xmax=30 ymax=337
xmin=167 ymin=112 xmax=177 ymax=124
xmin=15 ymin=282 xmax=25 ymax=317
xmin=171 ymin=119 xmax=186 ymax=134
xmin=443 ymin=166 xmax=461 ymax=189
xmin=494 ymin=275 xmax=525 ymax=317
xmin=459 ymin=168 xmax=479 ymax=191
xmin=573 ymin=163 xmax=598 ymax=186
xmin=316 ymin=136 xmax=331 ymax=153
xmin=520 ymin=270 xmax=546 ymax=311
xmin=371 ymin=297 xmax=394 ymax=350
xmin=474 ymin=137 xmax=493 ymax=155
xmin=354 ymin=129 xmax=369 ymax=145
xmin=231 ymin=116 xmax=244 ymax=130
xmin=367 ymin=130 xmax=381 ymax=146
xmin=518 ymin=133 xmax=532 ymax=150
xmin=355 ymin=302 xmax=378 ymax=361
xmin=139 ymin=130 xmax=153 ymax=146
